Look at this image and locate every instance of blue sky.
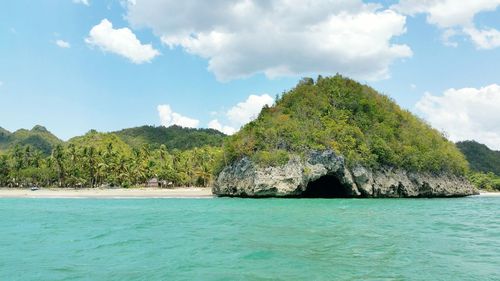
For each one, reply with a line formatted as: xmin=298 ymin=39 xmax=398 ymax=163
xmin=1 ymin=0 xmax=500 ymax=149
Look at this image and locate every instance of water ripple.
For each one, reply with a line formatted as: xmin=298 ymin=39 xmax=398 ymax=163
xmin=0 ymin=197 xmax=499 ymax=281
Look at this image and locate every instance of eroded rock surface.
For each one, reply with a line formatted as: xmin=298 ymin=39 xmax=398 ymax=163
xmin=213 ymin=150 xmax=478 ymax=198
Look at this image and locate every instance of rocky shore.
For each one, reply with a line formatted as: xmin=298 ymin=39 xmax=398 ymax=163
xmin=214 ymin=150 xmax=478 ymax=198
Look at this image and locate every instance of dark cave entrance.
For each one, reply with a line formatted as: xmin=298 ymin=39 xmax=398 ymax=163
xmin=302 ymin=175 xmax=353 ymax=198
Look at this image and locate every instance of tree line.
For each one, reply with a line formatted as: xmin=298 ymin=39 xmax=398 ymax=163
xmin=0 ymin=142 xmax=223 ymax=188
xmin=468 ymin=172 xmax=500 ymax=191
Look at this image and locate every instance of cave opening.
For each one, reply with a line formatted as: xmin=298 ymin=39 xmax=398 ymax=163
xmin=302 ymin=174 xmax=353 ymax=198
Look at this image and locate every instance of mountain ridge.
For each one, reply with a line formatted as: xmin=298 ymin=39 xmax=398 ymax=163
xmin=457 ymin=140 xmax=500 ymax=176
xmin=0 ymin=125 xmax=63 ymax=155
xmin=0 ymin=124 xmax=227 ymax=155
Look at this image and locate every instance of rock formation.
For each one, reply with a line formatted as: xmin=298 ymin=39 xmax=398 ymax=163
xmin=215 ymin=75 xmax=477 ymax=198
xmin=214 ymin=150 xmax=477 ymax=197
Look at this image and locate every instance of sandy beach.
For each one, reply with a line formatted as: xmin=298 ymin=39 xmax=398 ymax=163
xmin=477 ymin=190 xmax=500 ymax=197
xmin=0 ymin=187 xmax=214 ymax=198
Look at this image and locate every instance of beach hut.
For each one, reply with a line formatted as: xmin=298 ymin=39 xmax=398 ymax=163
xmin=145 ymin=178 xmax=160 ymax=188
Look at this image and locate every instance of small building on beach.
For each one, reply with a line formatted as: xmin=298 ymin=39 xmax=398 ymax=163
xmin=145 ymin=178 xmax=160 ymax=188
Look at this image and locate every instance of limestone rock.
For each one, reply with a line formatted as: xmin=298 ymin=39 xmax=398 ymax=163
xmin=213 ymin=150 xmax=478 ymax=198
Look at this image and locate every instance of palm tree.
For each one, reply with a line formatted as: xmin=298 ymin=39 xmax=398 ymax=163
xmin=0 ymin=155 xmax=10 ymax=186
xmin=84 ymin=146 xmax=97 ymax=188
xmin=52 ymin=144 xmax=66 ymax=187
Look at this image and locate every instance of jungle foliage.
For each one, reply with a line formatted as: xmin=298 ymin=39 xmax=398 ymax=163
xmin=113 ymin=125 xmax=226 ymax=150
xmin=467 ymin=172 xmax=500 ymax=191
xmin=457 ymin=141 xmax=500 ymax=176
xmin=0 ymin=129 xmax=223 ymax=188
xmin=457 ymin=141 xmax=500 ymax=191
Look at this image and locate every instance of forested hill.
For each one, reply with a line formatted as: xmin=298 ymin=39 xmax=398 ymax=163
xmin=0 ymin=126 xmax=10 ymax=138
xmin=112 ymin=125 xmax=226 ymax=150
xmin=0 ymin=125 xmax=63 ymax=155
xmin=225 ymin=75 xmax=468 ymax=175
xmin=456 ymin=141 xmax=500 ymax=175
xmin=0 ymin=125 xmax=227 ymax=156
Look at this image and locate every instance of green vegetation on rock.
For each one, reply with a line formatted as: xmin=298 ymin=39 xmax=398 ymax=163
xmin=225 ymin=75 xmax=468 ymax=175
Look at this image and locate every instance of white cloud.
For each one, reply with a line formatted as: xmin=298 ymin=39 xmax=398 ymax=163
xmin=227 ymin=94 xmax=274 ymax=126
xmin=209 ymin=94 xmax=274 ymax=135
xmin=55 ymin=39 xmax=71 ymax=48
xmin=126 ymin=0 xmax=412 ymax=81
xmin=73 ymin=0 xmax=89 ymax=6
xmin=463 ymin=27 xmax=500 ymax=49
xmin=157 ymin=104 xmax=199 ymax=128
xmin=85 ymin=19 xmax=160 ymax=64
xmin=416 ymin=84 xmax=500 ymax=150
xmin=394 ymin=0 xmax=499 ymax=28
xmin=441 ymin=28 xmax=459 ymax=47
xmin=393 ymin=0 xmax=500 ymax=49
xmin=208 ymin=119 xmax=236 ymax=135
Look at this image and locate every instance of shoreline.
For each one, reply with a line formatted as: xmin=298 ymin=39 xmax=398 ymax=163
xmin=0 ymin=187 xmax=214 ymax=198
xmin=476 ymin=190 xmax=500 ymax=197
xmin=0 ymin=187 xmax=498 ymax=199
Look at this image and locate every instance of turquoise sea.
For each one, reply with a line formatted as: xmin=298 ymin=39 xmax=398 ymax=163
xmin=0 ymin=196 xmax=499 ymax=281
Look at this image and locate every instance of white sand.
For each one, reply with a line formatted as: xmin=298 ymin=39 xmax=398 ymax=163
xmin=0 ymin=187 xmax=213 ymax=198
xmin=477 ymin=191 xmax=500 ymax=197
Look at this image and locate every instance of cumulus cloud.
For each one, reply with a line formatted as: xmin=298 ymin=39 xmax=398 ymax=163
xmin=55 ymin=39 xmax=71 ymax=48
xmin=416 ymin=84 xmax=500 ymax=150
xmin=126 ymin=0 xmax=411 ymax=81
xmin=85 ymin=19 xmax=160 ymax=64
xmin=209 ymin=94 xmax=274 ymax=135
xmin=393 ymin=0 xmax=500 ymax=49
xmin=463 ymin=27 xmax=500 ymax=49
xmin=227 ymin=94 xmax=274 ymax=126
xmin=157 ymin=104 xmax=199 ymax=128
xmin=73 ymin=0 xmax=89 ymax=6
xmin=208 ymin=119 xmax=236 ymax=135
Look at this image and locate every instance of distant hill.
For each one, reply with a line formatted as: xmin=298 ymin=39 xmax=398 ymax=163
xmin=0 ymin=125 xmax=226 ymax=155
xmin=0 ymin=125 xmax=63 ymax=155
xmin=456 ymin=141 xmax=500 ymax=176
xmin=0 ymin=127 xmax=11 ymax=143
xmin=112 ymin=125 xmax=227 ymax=150
xmin=68 ymin=130 xmax=132 ymax=155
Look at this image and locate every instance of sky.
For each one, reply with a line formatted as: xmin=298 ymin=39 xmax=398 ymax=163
xmin=1 ymin=0 xmax=499 ymax=149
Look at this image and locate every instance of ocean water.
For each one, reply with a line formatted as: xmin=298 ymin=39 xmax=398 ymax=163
xmin=0 ymin=197 xmax=499 ymax=281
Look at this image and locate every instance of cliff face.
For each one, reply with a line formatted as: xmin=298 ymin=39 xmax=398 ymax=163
xmin=214 ymin=150 xmax=477 ymax=198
